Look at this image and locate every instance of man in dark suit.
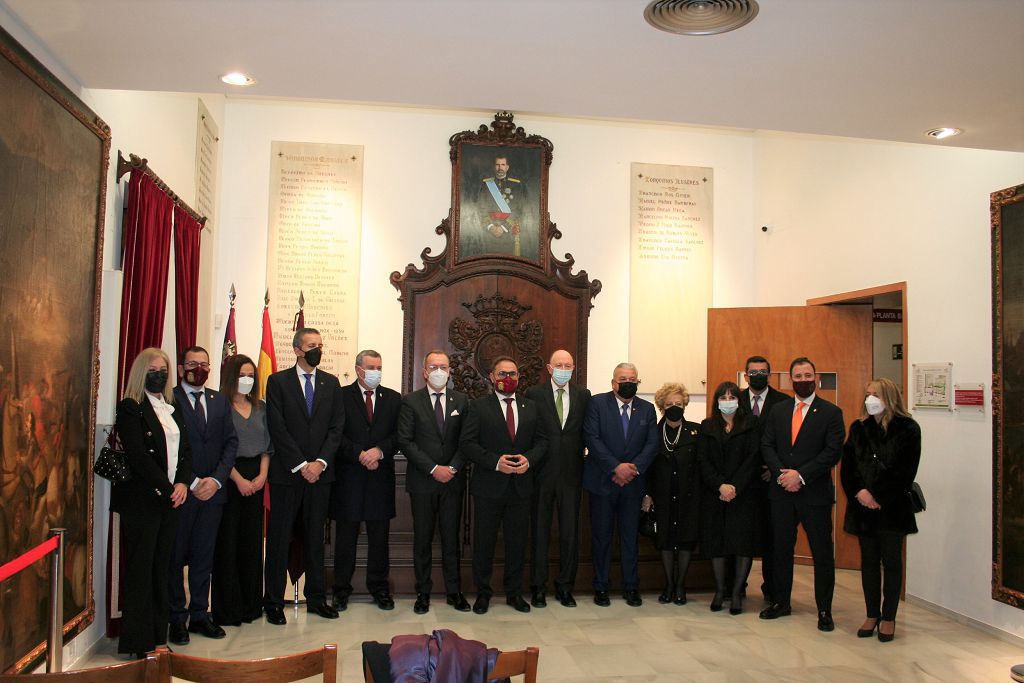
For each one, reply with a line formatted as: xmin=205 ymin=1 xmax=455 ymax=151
xmin=331 ymin=349 xmax=402 ymax=612
xmin=583 ymin=362 xmax=659 ymax=607
xmin=396 ymin=349 xmax=471 ymax=614
xmin=460 ymin=356 xmax=548 ymax=614
xmin=168 ymin=346 xmax=238 ymax=644
xmin=759 ymin=356 xmax=845 ymax=632
xmin=739 ymin=355 xmax=790 ymax=606
xmin=263 ymin=327 xmax=345 ymax=625
xmin=524 ymin=349 xmax=591 ymax=608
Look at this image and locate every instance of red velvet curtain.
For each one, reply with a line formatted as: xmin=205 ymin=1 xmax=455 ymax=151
xmin=116 ymin=168 xmax=174 ymax=399
xmin=173 ymin=205 xmax=202 ymax=353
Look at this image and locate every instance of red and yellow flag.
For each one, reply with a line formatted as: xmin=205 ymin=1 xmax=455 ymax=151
xmin=257 ymin=292 xmax=277 ymax=400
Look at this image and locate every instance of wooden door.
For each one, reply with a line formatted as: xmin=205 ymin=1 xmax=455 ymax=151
xmin=707 ymin=305 xmax=872 ymax=570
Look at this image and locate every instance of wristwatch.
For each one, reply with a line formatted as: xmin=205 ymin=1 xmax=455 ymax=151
xmin=448 ymin=466 xmax=458 ymax=475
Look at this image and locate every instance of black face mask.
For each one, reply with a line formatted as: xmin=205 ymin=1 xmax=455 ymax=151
xmin=748 ymin=374 xmax=769 ymax=391
xmin=616 ymin=381 xmax=638 ymax=400
xmin=664 ymin=405 xmax=684 ymax=422
xmin=145 ymin=369 xmax=168 ymax=393
xmin=792 ymin=380 xmax=816 ymax=399
xmin=303 ymin=347 xmax=323 ymax=368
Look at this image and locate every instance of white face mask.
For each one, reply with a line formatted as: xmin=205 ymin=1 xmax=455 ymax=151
xmin=362 ymin=369 xmax=382 ymax=389
xmin=865 ymin=395 xmax=885 ymax=416
xmin=718 ymin=399 xmax=739 ymax=415
xmin=237 ymin=376 xmax=255 ymax=395
xmin=427 ymin=369 xmax=449 ymax=391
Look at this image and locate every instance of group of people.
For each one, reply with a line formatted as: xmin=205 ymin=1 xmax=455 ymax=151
xmin=111 ymin=334 xmax=922 ymax=660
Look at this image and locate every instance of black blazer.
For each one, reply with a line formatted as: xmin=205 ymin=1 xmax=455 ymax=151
xmin=582 ymin=392 xmax=659 ymax=497
xmin=172 ymin=385 xmax=238 ymax=504
xmin=460 ymin=393 xmax=548 ymax=500
xmin=740 ymin=386 xmax=791 ymax=434
xmin=111 ymin=397 xmax=193 ymax=517
xmin=331 ymin=381 xmax=402 ymax=521
xmin=396 ymin=386 xmax=470 ymax=495
xmin=761 ymin=395 xmax=845 ymax=505
xmin=265 ymin=366 xmax=345 ymax=486
xmin=523 ymin=381 xmax=591 ymax=490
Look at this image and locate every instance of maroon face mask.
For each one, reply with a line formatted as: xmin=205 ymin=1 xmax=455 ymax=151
xmin=185 ymin=365 xmax=210 ymax=387
xmin=495 ymin=377 xmax=518 ymax=394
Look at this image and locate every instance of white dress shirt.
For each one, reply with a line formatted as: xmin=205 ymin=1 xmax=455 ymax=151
xmin=146 ymin=392 xmax=180 ymax=484
xmin=551 ymin=379 xmax=570 ymax=428
xmin=291 ymin=365 xmax=328 ymax=473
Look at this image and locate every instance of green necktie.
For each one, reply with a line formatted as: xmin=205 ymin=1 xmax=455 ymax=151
xmin=556 ymin=388 xmax=565 ymax=426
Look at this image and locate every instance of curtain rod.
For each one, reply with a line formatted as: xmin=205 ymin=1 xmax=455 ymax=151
xmin=116 ymin=150 xmax=208 ymax=228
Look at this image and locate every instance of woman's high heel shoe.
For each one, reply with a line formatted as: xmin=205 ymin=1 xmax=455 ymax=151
xmin=658 ymin=589 xmax=674 ymax=604
xmin=877 ymin=620 xmax=895 ymax=642
xmin=710 ymin=591 xmax=724 ymax=612
xmin=857 ymin=618 xmax=878 ymax=638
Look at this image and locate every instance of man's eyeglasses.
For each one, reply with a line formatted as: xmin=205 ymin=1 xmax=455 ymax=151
xmin=496 ymin=370 xmax=519 ymax=378
xmin=184 ymin=361 xmax=211 ymax=370
xmin=746 ymin=370 xmax=770 ymax=377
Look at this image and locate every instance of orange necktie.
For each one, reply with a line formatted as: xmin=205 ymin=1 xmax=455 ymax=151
xmin=791 ymin=401 xmax=807 ymax=445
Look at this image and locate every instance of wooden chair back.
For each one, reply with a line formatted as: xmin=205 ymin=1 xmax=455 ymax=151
xmin=0 ymin=653 xmax=160 ymax=683
xmin=362 ymin=645 xmax=539 ymax=683
xmin=155 ymin=644 xmax=337 ymax=683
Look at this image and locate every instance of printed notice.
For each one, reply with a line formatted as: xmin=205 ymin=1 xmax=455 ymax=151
xmin=913 ymin=362 xmax=952 ymax=409
xmin=629 ymin=163 xmax=713 ymax=391
xmin=266 ymin=141 xmax=363 ymax=376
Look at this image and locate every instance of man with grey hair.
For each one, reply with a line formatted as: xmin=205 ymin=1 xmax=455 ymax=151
xmin=331 ymin=349 xmax=402 ymax=611
xmin=583 ymin=362 xmax=659 ymax=607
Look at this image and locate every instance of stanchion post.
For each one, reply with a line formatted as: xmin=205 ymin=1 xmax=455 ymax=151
xmin=46 ymin=528 xmax=66 ymax=673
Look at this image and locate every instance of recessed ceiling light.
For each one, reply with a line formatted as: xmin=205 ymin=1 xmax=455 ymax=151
xmin=925 ymin=127 xmax=961 ymax=140
xmin=221 ymin=72 xmax=256 ymax=86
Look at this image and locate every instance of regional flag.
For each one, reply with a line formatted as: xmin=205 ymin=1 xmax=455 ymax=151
xmin=257 ymin=293 xmax=277 ymax=400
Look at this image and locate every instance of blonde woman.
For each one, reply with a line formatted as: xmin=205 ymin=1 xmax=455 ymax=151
xmin=111 ymin=348 xmax=193 ymax=658
xmin=840 ymin=378 xmax=921 ymax=643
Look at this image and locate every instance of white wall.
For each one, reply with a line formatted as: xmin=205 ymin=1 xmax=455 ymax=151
xmin=752 ymin=131 xmax=1024 ymax=635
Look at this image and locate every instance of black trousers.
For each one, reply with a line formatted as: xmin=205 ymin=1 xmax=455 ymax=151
xmin=859 ymin=531 xmax=905 ymax=620
xmin=263 ymin=482 xmax=330 ymax=607
xmin=409 ymin=484 xmax=464 ymax=595
xmin=211 ymin=457 xmax=265 ymax=624
xmin=169 ymin=496 xmax=223 ymax=624
xmin=333 ymin=518 xmax=391 ymax=597
xmin=530 ymin=482 xmax=581 ymax=593
xmin=770 ymin=498 xmax=834 ymax=611
xmin=472 ymin=492 xmax=529 ymax=598
xmin=118 ymin=506 xmax=178 ymax=654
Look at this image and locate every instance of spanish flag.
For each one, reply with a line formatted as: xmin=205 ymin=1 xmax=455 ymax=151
xmin=257 ymin=290 xmax=276 ymax=400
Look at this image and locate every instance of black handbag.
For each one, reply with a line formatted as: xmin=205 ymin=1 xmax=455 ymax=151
xmin=907 ymin=482 xmax=926 ymax=513
xmin=94 ymin=429 xmax=131 ymax=483
xmin=639 ymin=506 xmax=657 ymax=538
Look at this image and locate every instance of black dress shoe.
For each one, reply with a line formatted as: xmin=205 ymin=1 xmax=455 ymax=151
xmin=188 ymin=619 xmax=226 ymax=639
xmin=758 ymin=603 xmax=792 ymax=620
xmin=555 ymin=590 xmax=577 ymax=607
xmin=594 ymin=591 xmax=611 ymax=607
xmin=658 ymin=589 xmax=673 ymax=604
xmin=531 ymin=590 xmax=547 ymax=608
xmin=413 ymin=593 xmax=430 ymax=614
xmin=623 ymin=590 xmax=642 ymax=607
xmin=331 ymin=593 xmax=349 ymax=612
xmin=168 ymin=622 xmax=190 ymax=645
xmin=307 ymin=602 xmax=340 ymax=619
xmin=446 ymin=593 xmax=471 ymax=612
xmin=817 ymin=610 xmax=835 ymax=632
xmin=472 ymin=595 xmax=490 ymax=614
xmin=265 ymin=606 xmax=287 ymax=625
xmin=673 ymin=591 xmax=687 ymax=606
xmin=506 ymin=595 xmax=531 ymax=613
xmin=372 ymin=591 xmax=396 ymax=611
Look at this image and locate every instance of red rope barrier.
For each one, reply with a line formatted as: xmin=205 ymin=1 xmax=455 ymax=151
xmin=0 ymin=535 xmax=59 ymax=582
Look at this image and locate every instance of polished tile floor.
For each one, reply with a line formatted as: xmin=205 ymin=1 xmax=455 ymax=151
xmin=79 ymin=563 xmax=1023 ymax=682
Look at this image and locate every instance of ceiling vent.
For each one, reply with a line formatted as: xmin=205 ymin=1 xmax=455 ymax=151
xmin=644 ymin=0 xmax=760 ymax=36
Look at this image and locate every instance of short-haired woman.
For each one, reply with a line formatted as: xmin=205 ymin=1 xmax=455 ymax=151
xmin=112 ymin=347 xmax=192 ymax=658
xmin=841 ymin=378 xmax=921 ymax=642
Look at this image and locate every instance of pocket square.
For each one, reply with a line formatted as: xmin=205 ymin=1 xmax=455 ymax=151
xmin=450 ymin=410 xmax=460 ymax=416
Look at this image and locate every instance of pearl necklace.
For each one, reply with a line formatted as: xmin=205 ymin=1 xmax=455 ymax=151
xmin=662 ymin=421 xmax=683 ymax=451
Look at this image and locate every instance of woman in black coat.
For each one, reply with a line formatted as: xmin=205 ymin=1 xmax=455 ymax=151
xmin=643 ymin=383 xmax=702 ymax=604
xmin=699 ymin=381 xmax=761 ymax=614
xmin=111 ymin=348 xmax=192 ymax=658
xmin=841 ymin=377 xmax=921 ymax=643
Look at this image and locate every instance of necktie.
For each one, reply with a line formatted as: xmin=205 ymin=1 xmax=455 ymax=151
xmin=791 ymin=401 xmax=807 ymax=445
xmin=365 ymin=390 xmax=374 ymax=423
xmin=433 ymin=392 xmax=445 ymax=434
xmin=621 ymin=403 xmax=630 ymax=438
xmin=753 ymin=394 xmax=761 ymax=417
xmin=303 ymin=373 xmax=314 ymax=416
xmin=504 ymin=397 xmax=515 ymax=440
xmin=556 ymin=388 xmax=565 ymax=426
xmin=191 ymin=391 xmax=206 ymax=430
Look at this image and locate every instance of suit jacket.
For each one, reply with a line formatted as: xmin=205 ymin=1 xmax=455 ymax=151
xmin=172 ymin=385 xmax=238 ymax=504
xmin=265 ymin=365 xmax=345 ymax=486
xmin=582 ymin=392 xmax=659 ymax=497
xmin=396 ymin=386 xmax=470 ymax=495
xmin=111 ymin=397 xmax=193 ymax=517
xmin=740 ymin=386 xmax=791 ymax=434
xmin=332 ymin=380 xmax=402 ymax=520
xmin=460 ymin=393 xmax=548 ymax=500
xmin=523 ymin=381 xmax=591 ymax=490
xmin=761 ymin=394 xmax=846 ymax=505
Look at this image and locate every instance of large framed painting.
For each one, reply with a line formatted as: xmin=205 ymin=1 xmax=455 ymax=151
xmin=451 ymin=113 xmax=551 ymax=267
xmin=992 ymin=181 xmax=1024 ymax=608
xmin=0 ymin=26 xmax=109 ymax=672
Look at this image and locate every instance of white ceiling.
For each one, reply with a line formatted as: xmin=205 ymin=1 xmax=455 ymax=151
xmin=3 ymin=0 xmax=1023 ymax=152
